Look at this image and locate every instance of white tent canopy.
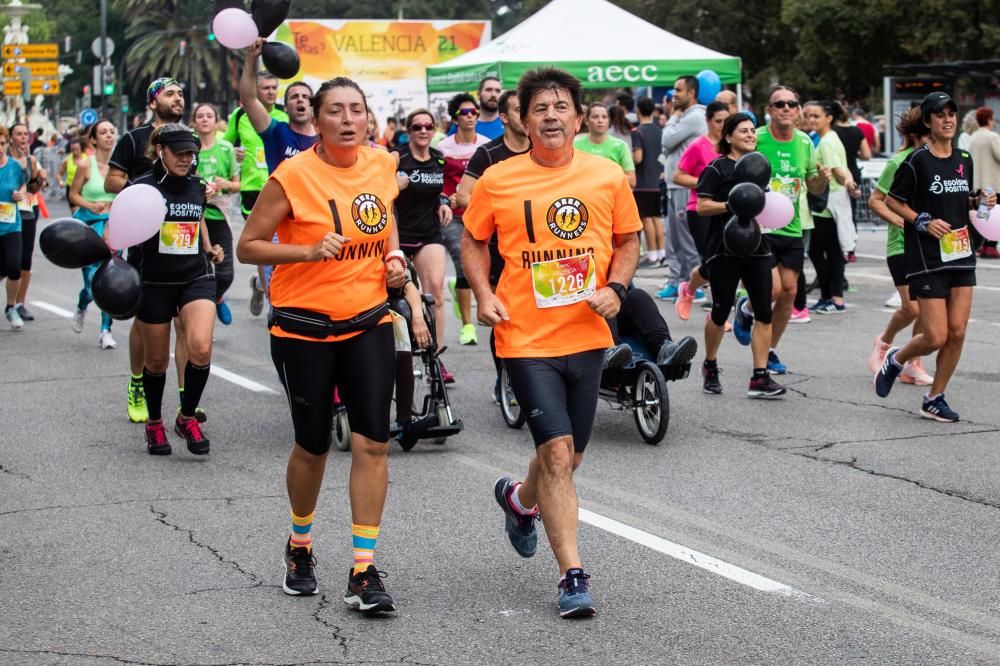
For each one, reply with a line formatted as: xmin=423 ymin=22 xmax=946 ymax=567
xmin=426 ymin=0 xmax=741 ymax=92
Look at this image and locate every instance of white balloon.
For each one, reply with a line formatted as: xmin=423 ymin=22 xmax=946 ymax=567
xmin=107 ymin=184 xmax=167 ymax=251
xmin=212 ymin=9 xmax=259 ymax=50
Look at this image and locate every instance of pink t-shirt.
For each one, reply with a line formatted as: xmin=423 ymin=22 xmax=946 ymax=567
xmin=677 ymin=135 xmax=721 ymax=211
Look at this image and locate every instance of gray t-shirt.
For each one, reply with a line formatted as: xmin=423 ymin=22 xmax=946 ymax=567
xmin=662 ymin=104 xmax=707 ymax=190
xmin=635 ymin=123 xmax=663 ymax=189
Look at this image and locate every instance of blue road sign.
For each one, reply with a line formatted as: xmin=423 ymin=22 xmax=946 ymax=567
xmin=80 ymin=108 xmax=98 ymax=126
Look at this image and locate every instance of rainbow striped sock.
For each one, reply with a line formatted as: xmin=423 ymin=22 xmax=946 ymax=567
xmin=290 ymin=510 xmax=315 ymax=552
xmin=351 ymin=523 xmax=379 ymax=575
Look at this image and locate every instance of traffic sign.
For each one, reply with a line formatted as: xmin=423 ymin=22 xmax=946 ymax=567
xmin=91 ymin=37 xmax=115 ymax=59
xmin=3 ymin=61 xmax=58 ymax=77
xmin=80 ymin=108 xmax=98 ymax=125
xmin=2 ymin=43 xmax=58 ymax=60
xmin=29 ymin=79 xmax=59 ymax=95
xmin=4 ymin=80 xmax=21 ymax=96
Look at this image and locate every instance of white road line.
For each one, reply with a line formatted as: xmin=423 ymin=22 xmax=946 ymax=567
xmin=578 ymin=508 xmax=816 ymax=600
xmin=29 ymin=300 xmax=75 ymax=318
xmin=30 ymin=301 xmax=279 ymax=395
xmin=209 ymin=365 xmax=277 ymax=394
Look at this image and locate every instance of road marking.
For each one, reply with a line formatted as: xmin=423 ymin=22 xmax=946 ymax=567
xmin=209 ymin=364 xmax=277 ymax=394
xmin=29 ymin=300 xmax=75 ymax=318
xmin=30 ymin=300 xmax=279 ymax=394
xmin=578 ymin=508 xmax=816 ymax=600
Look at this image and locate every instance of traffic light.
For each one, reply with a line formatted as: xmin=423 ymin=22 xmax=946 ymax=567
xmin=102 ymin=64 xmax=115 ymax=95
xmin=82 ymin=84 xmax=91 ymax=96
xmin=208 ymin=32 xmax=216 ymax=42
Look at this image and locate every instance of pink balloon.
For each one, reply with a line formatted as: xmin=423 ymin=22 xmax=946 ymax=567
xmin=107 ymin=184 xmax=167 ymax=251
xmin=213 ymin=8 xmax=259 ymax=50
xmin=757 ymin=191 xmax=794 ymax=230
xmin=970 ymin=206 xmax=1000 ymax=242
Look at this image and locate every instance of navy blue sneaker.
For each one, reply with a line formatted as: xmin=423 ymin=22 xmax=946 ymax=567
xmin=809 ymin=298 xmax=831 ymax=312
xmin=921 ymin=394 xmax=959 ymax=422
xmin=558 ymin=568 xmax=596 ymax=618
xmin=493 ymin=477 xmax=537 ymax=558
xmin=767 ymin=350 xmax=787 ymax=375
xmin=874 ymin=346 xmax=902 ymax=397
xmin=732 ymin=296 xmax=753 ymax=346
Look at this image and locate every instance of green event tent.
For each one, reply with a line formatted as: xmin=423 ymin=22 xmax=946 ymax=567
xmin=426 ymin=0 xmax=741 ymax=93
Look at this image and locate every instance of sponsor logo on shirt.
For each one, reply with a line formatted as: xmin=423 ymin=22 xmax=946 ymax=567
xmin=928 ymin=174 xmax=969 ymax=195
xmin=407 ymin=170 xmax=444 ymax=186
xmin=351 ymin=193 xmax=388 ymax=234
xmin=546 ymin=197 xmax=589 ymax=240
xmin=167 ymin=201 xmax=203 ymax=219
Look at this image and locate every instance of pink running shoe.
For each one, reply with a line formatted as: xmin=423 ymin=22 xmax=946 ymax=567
xmin=790 ymin=308 xmax=811 ymax=324
xmin=675 ymin=281 xmax=695 ymax=321
xmin=868 ymin=336 xmax=891 ymax=374
xmin=900 ymin=358 xmax=933 ymax=386
xmin=440 ymin=361 xmax=455 ymax=384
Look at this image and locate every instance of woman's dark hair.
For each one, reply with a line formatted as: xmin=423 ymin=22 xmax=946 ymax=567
xmin=586 ymin=102 xmax=608 ymax=117
xmin=309 ymin=77 xmax=366 ymax=118
xmin=67 ymin=137 xmax=81 ymax=147
xmin=897 ymin=106 xmax=929 ymax=148
xmin=447 ymin=92 xmax=478 ymax=118
xmin=405 ymin=108 xmax=433 ymax=129
xmin=717 ymin=112 xmax=755 ymax=155
xmin=705 ymin=101 xmax=729 ymax=121
xmin=608 ymin=104 xmax=631 ymax=135
xmin=829 ymin=100 xmax=847 ymax=123
xmin=517 ymin=67 xmax=584 ymax=122
xmin=145 ymin=123 xmax=194 ymax=160
xmin=87 ymin=119 xmax=115 ymax=145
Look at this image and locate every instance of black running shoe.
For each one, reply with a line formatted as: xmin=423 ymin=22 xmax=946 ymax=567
xmin=702 ymin=362 xmax=722 ymax=395
xmin=747 ymin=374 xmax=786 ymax=399
xmin=174 ymin=415 xmax=210 ymax=455
xmin=493 ymin=476 xmax=538 ymax=557
xmin=656 ymin=335 xmax=698 ymax=366
xmin=282 ymin=539 xmax=318 ymax=596
xmin=344 ymin=565 xmax=396 ymax=614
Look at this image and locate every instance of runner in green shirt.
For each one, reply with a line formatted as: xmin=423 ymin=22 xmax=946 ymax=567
xmin=573 ymin=103 xmax=636 ymax=187
xmin=194 ymin=103 xmax=240 ymax=325
xmin=865 ymin=106 xmax=933 ymax=385
xmin=735 ymin=86 xmax=829 ymax=375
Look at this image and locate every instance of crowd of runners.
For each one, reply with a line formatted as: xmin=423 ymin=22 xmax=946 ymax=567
xmin=3 ymin=41 xmax=996 ymax=619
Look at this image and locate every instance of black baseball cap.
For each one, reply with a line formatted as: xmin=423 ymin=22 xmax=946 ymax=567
xmin=152 ymin=124 xmax=200 ymax=153
xmin=920 ymin=92 xmax=957 ymax=117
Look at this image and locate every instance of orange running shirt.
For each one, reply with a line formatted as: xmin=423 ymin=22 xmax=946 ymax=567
xmin=464 ymin=150 xmax=642 ymax=358
xmin=269 ymin=146 xmax=398 ymax=342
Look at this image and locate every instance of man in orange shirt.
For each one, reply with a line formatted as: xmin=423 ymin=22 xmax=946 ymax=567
xmin=462 ymin=67 xmax=641 ymax=618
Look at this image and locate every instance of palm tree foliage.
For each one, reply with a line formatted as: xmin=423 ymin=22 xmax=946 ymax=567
xmin=118 ymin=0 xmax=237 ymax=106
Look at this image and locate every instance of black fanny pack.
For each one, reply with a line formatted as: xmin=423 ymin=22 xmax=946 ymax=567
xmin=268 ymin=302 xmax=389 ymax=339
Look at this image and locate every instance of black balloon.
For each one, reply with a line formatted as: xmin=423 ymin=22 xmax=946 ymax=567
xmin=727 ymin=182 xmax=766 ymax=218
xmin=39 ymin=218 xmax=111 ymax=269
xmin=734 ymin=152 xmax=772 ymax=188
xmin=723 ymin=215 xmax=762 ymax=256
xmin=252 ymin=0 xmax=290 ymax=38
xmin=261 ymin=41 xmax=300 ymax=80
xmin=92 ymin=256 xmax=143 ymax=320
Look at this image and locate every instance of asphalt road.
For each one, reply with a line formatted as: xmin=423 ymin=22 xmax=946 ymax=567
xmin=3 ymin=199 xmax=1000 ymax=665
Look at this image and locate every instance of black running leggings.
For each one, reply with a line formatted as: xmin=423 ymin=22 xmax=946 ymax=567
xmin=607 ymin=287 xmax=673 ymax=353
xmin=809 ymin=216 xmax=844 ymax=300
xmin=0 ymin=232 xmax=21 ymax=280
xmin=19 ymin=212 xmax=36 ymax=271
xmin=206 ymin=218 xmax=234 ymax=300
xmin=708 ymin=255 xmax=773 ymax=326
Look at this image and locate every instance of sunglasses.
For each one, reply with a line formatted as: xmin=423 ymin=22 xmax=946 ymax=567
xmin=770 ymin=100 xmax=800 ymax=110
xmin=409 ymin=123 xmax=434 ymax=132
xmin=456 ymin=108 xmax=479 ymax=118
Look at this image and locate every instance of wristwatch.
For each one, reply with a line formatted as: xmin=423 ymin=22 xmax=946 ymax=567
xmin=607 ymin=281 xmax=628 ymax=303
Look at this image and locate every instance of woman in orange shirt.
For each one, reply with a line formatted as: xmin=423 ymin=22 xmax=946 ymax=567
xmin=237 ymin=77 xmax=406 ymax=612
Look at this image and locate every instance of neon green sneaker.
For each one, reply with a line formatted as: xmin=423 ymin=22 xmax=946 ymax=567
xmin=447 ymin=276 xmax=461 ymax=321
xmin=127 ymin=377 xmax=148 ymax=423
xmin=459 ymin=323 xmax=478 ymax=345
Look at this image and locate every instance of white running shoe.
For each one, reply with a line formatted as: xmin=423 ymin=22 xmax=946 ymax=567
xmin=6 ymin=307 xmax=23 ymax=330
xmin=99 ymin=330 xmax=117 ymax=349
xmin=884 ymin=291 xmax=902 ymax=308
xmin=72 ymin=308 xmax=86 ymax=333
xmin=868 ymin=336 xmax=891 ymax=374
xmin=900 ymin=358 xmax=933 ymax=386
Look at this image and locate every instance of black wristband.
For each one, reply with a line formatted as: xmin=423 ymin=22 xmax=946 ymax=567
xmin=607 ymin=281 xmax=627 ymax=303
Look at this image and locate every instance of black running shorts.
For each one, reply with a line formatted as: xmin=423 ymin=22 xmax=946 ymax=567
xmin=763 ymin=233 xmax=805 ymax=273
xmin=907 ymin=269 xmax=975 ymax=300
xmin=502 ymin=350 xmax=604 ymax=453
xmin=138 ymin=277 xmax=216 ymax=324
xmin=270 ymin=324 xmax=395 ymax=454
